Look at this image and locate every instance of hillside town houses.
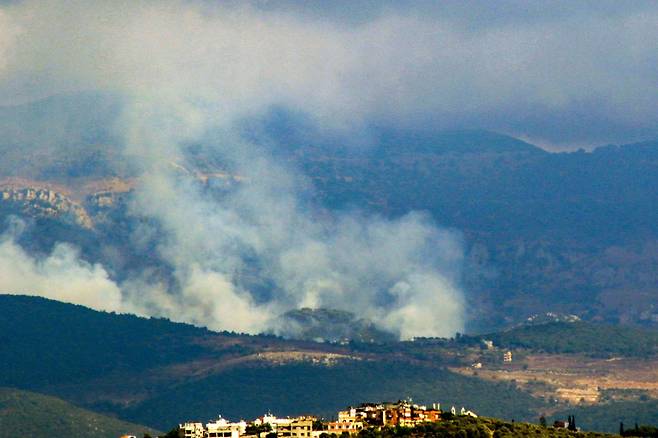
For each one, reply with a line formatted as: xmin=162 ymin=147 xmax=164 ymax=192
xmin=178 ymin=400 xmax=477 ymax=438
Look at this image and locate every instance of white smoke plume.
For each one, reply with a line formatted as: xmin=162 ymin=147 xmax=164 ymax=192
xmin=8 ymin=0 xmax=655 ymax=337
xmin=0 ymin=219 xmax=123 ymax=312
xmin=120 ymin=158 xmax=465 ymax=337
xmin=0 ymin=0 xmax=476 ymax=338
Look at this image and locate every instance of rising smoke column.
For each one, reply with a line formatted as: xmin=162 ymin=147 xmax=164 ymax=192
xmin=46 ymin=1 xmax=467 ymax=339
xmin=116 ymin=98 xmax=466 ymax=338
xmin=0 ymin=0 xmax=490 ymax=338
xmin=2 ymin=0 xmax=657 ymax=336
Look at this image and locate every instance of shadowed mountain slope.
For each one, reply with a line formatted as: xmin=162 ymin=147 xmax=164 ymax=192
xmin=0 ymin=295 xmax=544 ymax=429
xmin=0 ymin=387 xmax=158 ymax=438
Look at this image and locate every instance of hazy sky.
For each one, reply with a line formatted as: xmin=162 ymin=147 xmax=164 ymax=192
xmin=0 ymin=0 xmax=656 ymax=148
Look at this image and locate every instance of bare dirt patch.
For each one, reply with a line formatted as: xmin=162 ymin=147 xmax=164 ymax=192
xmin=451 ymin=353 xmax=658 ymax=405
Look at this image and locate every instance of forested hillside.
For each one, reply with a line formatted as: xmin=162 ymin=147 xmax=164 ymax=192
xmin=2 ymin=95 xmax=657 ymax=331
xmin=482 ymin=322 xmax=658 ymax=357
xmin=0 ymin=295 xmax=545 ymax=430
xmin=2 ymin=295 xmax=657 ymax=433
xmin=0 ymin=388 xmax=158 ymax=438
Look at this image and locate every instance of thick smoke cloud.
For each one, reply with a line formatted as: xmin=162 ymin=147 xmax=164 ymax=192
xmin=0 ymin=0 xmax=656 ymax=337
xmin=120 ymin=160 xmax=464 ymax=337
xmin=0 ymin=219 xmax=123 ymax=312
xmin=0 ymin=0 xmax=470 ymax=338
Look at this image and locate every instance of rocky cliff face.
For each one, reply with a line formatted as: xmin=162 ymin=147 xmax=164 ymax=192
xmin=0 ymin=186 xmax=93 ymax=229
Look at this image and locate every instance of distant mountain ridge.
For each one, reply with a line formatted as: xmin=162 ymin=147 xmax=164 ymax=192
xmin=375 ymin=128 xmax=546 ymax=155
xmin=1 ymin=93 xmax=658 ymax=331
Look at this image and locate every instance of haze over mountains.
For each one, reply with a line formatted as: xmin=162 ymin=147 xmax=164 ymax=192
xmin=1 ymin=2 xmax=658 ymax=436
xmin=1 ymin=0 xmax=657 ymax=341
xmin=1 ymin=93 xmax=657 ymax=336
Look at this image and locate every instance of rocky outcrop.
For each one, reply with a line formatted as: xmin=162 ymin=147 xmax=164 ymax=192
xmin=0 ymin=187 xmax=93 ymax=229
xmin=86 ymin=190 xmax=129 ymax=209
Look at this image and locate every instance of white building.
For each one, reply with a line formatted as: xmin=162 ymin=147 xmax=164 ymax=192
xmin=460 ymin=407 xmax=478 ymax=418
xmin=276 ymin=418 xmax=313 ymax=438
xmin=206 ymin=416 xmax=246 ymax=438
xmin=253 ymin=414 xmax=294 ymax=433
xmin=337 ymin=408 xmax=358 ymax=423
xmin=179 ymin=422 xmax=205 ymax=438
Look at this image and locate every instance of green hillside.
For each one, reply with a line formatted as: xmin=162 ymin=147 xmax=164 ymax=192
xmin=0 ymin=295 xmax=546 ymax=429
xmin=553 ymin=400 xmax=658 ymax=434
xmin=0 ymin=294 xmax=217 ymax=387
xmin=483 ymin=322 xmax=658 ymax=357
xmin=2 ymin=295 xmax=657 ymax=433
xmin=356 ymin=415 xmax=615 ymax=438
xmin=0 ymin=387 xmax=158 ymax=438
xmin=123 ymin=361 xmax=543 ymax=429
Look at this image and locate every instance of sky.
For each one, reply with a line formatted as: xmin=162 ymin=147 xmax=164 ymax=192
xmin=0 ymin=0 xmax=656 ymax=148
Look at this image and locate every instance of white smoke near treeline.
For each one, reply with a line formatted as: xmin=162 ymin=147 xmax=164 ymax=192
xmin=0 ymin=218 xmax=124 ymax=312
xmin=0 ymin=2 xmax=463 ymax=337
xmin=0 ymin=0 xmax=468 ymax=338
xmin=104 ymin=93 xmax=466 ymax=338
xmin=4 ymin=0 xmax=654 ymax=338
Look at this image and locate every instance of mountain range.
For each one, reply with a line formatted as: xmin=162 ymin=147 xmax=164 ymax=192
xmin=1 ymin=94 xmax=657 ymax=332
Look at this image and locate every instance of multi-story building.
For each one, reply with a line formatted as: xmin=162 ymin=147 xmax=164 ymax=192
xmin=179 ymin=422 xmax=205 ymax=438
xmin=205 ymin=416 xmax=246 ymax=438
xmin=338 ymin=403 xmax=386 ymax=426
xmin=324 ymin=421 xmax=364 ymax=435
xmin=340 ymin=401 xmax=442 ymax=428
xmin=276 ymin=418 xmax=313 ymax=438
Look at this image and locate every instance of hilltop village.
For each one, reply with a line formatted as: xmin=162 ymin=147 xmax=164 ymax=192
xmin=176 ymin=401 xmax=477 ymax=438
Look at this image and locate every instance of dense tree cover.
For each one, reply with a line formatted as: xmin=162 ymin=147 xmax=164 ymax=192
xmin=621 ymin=424 xmax=658 ymax=437
xmin=483 ymin=322 xmax=658 ymax=357
xmin=553 ymin=400 xmax=658 ymax=434
xmin=123 ymin=361 xmax=545 ymax=430
xmin=350 ymin=417 xmax=616 ymax=438
xmin=294 ymin=133 xmax=658 ymax=243
xmin=0 ymin=295 xmax=235 ymax=386
xmin=0 ymin=387 xmax=158 ymax=438
xmin=280 ymin=308 xmax=396 ymax=343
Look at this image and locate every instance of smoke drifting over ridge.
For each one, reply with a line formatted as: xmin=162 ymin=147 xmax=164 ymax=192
xmin=114 ymin=92 xmax=466 ymax=338
xmin=2 ymin=0 xmax=656 ymax=337
xmin=0 ymin=218 xmax=123 ymax=312
xmin=0 ymin=0 xmax=471 ymax=338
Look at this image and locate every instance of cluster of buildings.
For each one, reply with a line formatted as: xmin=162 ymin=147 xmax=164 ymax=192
xmin=469 ymin=339 xmax=513 ymax=369
xmin=179 ymin=400 xmax=477 ymax=438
